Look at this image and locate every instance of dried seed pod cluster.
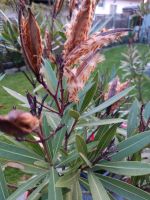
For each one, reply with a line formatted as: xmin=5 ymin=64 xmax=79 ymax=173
xmin=63 ymin=0 xmax=127 ymax=102
xmin=105 ymin=77 xmax=129 ymax=113
xmin=0 ymin=110 xmax=39 ymax=138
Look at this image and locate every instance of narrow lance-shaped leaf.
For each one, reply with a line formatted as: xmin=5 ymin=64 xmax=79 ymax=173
xmin=127 ymin=99 xmax=140 ymax=137
xmin=79 ymin=153 xmax=92 ymax=168
xmin=43 ymin=59 xmax=59 ymax=95
xmin=7 ymin=172 xmax=47 ymax=200
xmin=80 ymin=73 xmax=98 ymax=112
xmin=82 ymin=86 xmax=134 ymax=117
xmin=72 ymin=180 xmax=82 ymax=200
xmin=76 ymin=135 xmax=88 ymax=156
xmin=143 ymin=101 xmax=150 ymax=123
xmin=56 ymin=170 xmax=80 ymax=189
xmin=0 ymin=141 xmax=44 ymax=164
xmin=97 ymin=174 xmax=150 ymax=200
xmin=78 ymin=118 xmax=125 ymax=127
xmin=88 ymin=170 xmax=111 ymax=200
xmin=56 ymin=151 xmax=79 ymax=168
xmin=42 ymin=115 xmax=53 ymax=161
xmin=48 ymin=167 xmax=63 ymax=200
xmin=0 ymin=165 xmax=9 ymax=200
xmin=94 ymin=125 xmax=117 ymax=158
xmin=52 ymin=112 xmax=70 ymax=163
xmin=95 ymin=161 xmax=150 ymax=176
xmin=27 ymin=176 xmax=49 ymax=200
xmin=3 ymin=86 xmax=29 ymax=106
xmin=110 ymin=130 xmax=150 ymax=161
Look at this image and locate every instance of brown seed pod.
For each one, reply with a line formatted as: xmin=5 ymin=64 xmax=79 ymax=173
xmin=53 ymin=0 xmax=64 ymax=17
xmin=63 ymin=0 xmax=96 ymax=59
xmin=64 ymin=30 xmax=127 ymax=68
xmin=0 ymin=110 xmax=39 ymax=138
xmin=19 ymin=8 xmax=43 ymax=76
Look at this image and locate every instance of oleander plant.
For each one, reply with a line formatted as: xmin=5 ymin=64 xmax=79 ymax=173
xmin=0 ymin=1 xmax=150 ymax=200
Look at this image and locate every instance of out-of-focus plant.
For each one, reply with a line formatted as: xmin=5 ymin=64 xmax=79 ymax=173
xmin=139 ymin=0 xmax=150 ymax=16
xmin=120 ymin=45 xmax=150 ymax=103
xmin=0 ymin=1 xmax=150 ymax=200
xmin=0 ymin=10 xmax=24 ymax=69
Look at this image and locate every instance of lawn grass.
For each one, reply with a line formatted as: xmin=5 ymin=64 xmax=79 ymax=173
xmin=0 ymin=43 xmax=150 ymax=185
xmin=0 ymin=72 xmax=32 ymax=115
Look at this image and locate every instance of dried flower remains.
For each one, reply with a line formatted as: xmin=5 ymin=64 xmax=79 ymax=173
xmin=0 ymin=110 xmax=39 ymax=138
xmin=63 ymin=0 xmax=128 ymax=102
xmin=19 ymin=8 xmax=43 ymax=76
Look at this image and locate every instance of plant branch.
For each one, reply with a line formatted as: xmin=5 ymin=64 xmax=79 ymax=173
xmin=37 ymin=77 xmax=62 ymax=114
xmin=17 ymin=124 xmax=65 ymax=144
xmin=22 ymin=71 xmax=36 ymax=89
xmin=64 ymin=120 xmax=78 ymax=150
xmin=28 ymin=93 xmax=59 ymax=115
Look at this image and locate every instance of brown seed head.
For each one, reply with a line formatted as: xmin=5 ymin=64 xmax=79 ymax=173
xmin=19 ymin=8 xmax=43 ymax=76
xmin=53 ymin=0 xmax=65 ymax=17
xmin=64 ymin=31 xmax=127 ymax=68
xmin=0 ymin=110 xmax=39 ymax=138
xmin=64 ymin=52 xmax=104 ymax=102
xmin=105 ymin=77 xmax=129 ymax=113
xmin=63 ymin=0 xmax=96 ymax=59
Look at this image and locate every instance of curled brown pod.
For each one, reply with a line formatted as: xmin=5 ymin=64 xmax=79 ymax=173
xmin=19 ymin=8 xmax=43 ymax=77
xmin=0 ymin=110 xmax=39 ymax=138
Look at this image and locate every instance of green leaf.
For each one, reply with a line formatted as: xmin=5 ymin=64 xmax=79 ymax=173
xmin=82 ymin=86 xmax=134 ymax=117
xmin=45 ymin=111 xmax=61 ymax=130
xmin=20 ymin=163 xmax=48 ymax=174
xmin=0 ymin=141 xmax=44 ymax=164
xmin=80 ymin=74 xmax=98 ymax=112
xmin=42 ymin=115 xmax=53 ymax=161
xmin=23 ymin=134 xmax=45 ymax=157
xmin=52 ymin=110 xmax=70 ymax=163
xmin=27 ymin=176 xmax=49 ymax=200
xmin=79 ymin=177 xmax=90 ymax=191
xmin=56 ymin=151 xmax=79 ymax=167
xmin=79 ymin=82 xmax=93 ymax=100
xmin=69 ymin=109 xmax=80 ymax=120
xmin=88 ymin=171 xmax=111 ymax=200
xmin=56 ymin=170 xmax=80 ymax=189
xmin=111 ymin=130 xmax=150 ymax=161
xmin=57 ymin=141 xmax=98 ymax=168
xmin=7 ymin=172 xmax=47 ymax=200
xmin=127 ymin=99 xmax=140 ymax=137
xmin=0 ymin=74 xmax=5 ymax=81
xmin=72 ymin=181 xmax=82 ymax=200
xmin=97 ymin=174 xmax=150 ymax=200
xmin=78 ymin=118 xmax=125 ymax=127
xmin=76 ymin=135 xmax=88 ymax=156
xmin=0 ymin=165 xmax=9 ymax=200
xmin=79 ymin=153 xmax=92 ymax=168
xmin=3 ymin=86 xmax=29 ymax=106
xmin=43 ymin=59 xmax=59 ymax=95
xmin=143 ymin=101 xmax=150 ymax=123
xmin=94 ymin=125 xmax=117 ymax=158
xmin=52 ymin=125 xmax=67 ymax=163
xmin=108 ymin=193 xmax=116 ymax=200
xmin=95 ymin=161 xmax=150 ymax=176
xmin=1 ymin=134 xmax=41 ymax=154
xmin=48 ymin=167 xmax=63 ymax=200
xmin=33 ymin=84 xmax=43 ymax=93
